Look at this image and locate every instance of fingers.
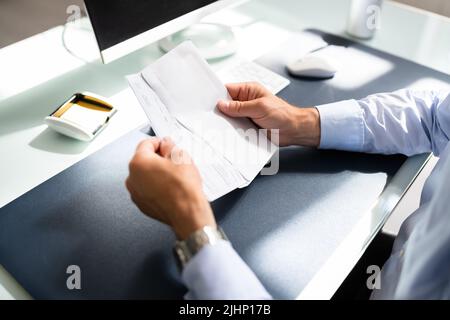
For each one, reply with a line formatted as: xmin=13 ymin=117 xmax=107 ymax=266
xmin=159 ymin=137 xmax=176 ymax=158
xmin=159 ymin=137 xmax=192 ymax=165
xmin=217 ymin=98 xmax=266 ymax=119
xmin=129 ymin=138 xmax=161 ymax=178
xmin=220 ymin=82 xmax=271 ymax=119
xmin=226 ymin=82 xmax=268 ymax=101
xmin=135 ymin=137 xmax=161 ymax=157
xmin=135 ymin=137 xmax=178 ymax=160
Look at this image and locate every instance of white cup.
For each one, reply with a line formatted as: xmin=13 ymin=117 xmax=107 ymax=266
xmin=347 ymin=0 xmax=383 ymax=39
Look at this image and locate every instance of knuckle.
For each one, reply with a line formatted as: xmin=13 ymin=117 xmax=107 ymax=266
xmin=136 ymin=140 xmax=149 ymax=152
xmin=129 ymin=157 xmax=143 ymax=172
xmin=260 ymin=97 xmax=271 ymax=108
xmin=235 ymin=101 xmax=243 ymax=114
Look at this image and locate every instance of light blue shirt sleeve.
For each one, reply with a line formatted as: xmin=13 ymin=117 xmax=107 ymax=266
xmin=182 ymin=240 xmax=272 ymax=300
xmin=317 ymin=89 xmax=450 ymax=156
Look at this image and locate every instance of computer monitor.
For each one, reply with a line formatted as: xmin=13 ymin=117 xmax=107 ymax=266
xmin=84 ymin=0 xmax=244 ymax=64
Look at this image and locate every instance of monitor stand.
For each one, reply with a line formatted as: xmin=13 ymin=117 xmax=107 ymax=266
xmin=62 ymin=17 xmax=102 ymax=63
xmin=158 ymin=23 xmax=238 ymax=61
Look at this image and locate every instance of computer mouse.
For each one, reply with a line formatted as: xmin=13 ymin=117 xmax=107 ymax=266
xmin=287 ymin=55 xmax=338 ymax=79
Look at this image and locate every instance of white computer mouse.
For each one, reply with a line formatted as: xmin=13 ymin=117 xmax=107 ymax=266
xmin=287 ymin=55 xmax=338 ymax=79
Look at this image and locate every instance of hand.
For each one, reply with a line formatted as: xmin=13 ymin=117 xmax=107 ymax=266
xmin=217 ymin=82 xmax=321 ymax=147
xmin=126 ymin=137 xmax=216 ymax=240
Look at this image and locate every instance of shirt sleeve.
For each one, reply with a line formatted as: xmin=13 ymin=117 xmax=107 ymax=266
xmin=317 ymin=89 xmax=450 ymax=156
xmin=181 ymin=240 xmax=272 ymax=300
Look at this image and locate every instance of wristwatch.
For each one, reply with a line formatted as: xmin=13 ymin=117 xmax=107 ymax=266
xmin=173 ymin=225 xmax=228 ymax=270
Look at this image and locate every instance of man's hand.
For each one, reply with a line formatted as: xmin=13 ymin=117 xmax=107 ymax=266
xmin=126 ymin=137 xmax=215 ymax=240
xmin=217 ymin=82 xmax=321 ymax=147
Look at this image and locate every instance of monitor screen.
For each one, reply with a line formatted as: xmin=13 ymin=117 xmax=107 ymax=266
xmin=84 ymin=0 xmax=218 ymax=52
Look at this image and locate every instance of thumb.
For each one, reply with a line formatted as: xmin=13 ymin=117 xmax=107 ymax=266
xmin=217 ymin=99 xmax=265 ymax=119
xmin=159 ymin=137 xmax=176 ymax=158
xmin=159 ymin=137 xmax=192 ymax=165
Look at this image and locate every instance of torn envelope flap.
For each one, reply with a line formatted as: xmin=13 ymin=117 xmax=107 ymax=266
xmin=141 ymin=41 xmax=229 ymax=118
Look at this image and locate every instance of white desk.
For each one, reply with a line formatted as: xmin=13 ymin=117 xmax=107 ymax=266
xmin=1 ymin=0 xmax=450 ymax=299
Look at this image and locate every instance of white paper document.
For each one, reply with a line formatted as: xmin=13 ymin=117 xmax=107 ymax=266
xmin=127 ymin=42 xmax=278 ymax=201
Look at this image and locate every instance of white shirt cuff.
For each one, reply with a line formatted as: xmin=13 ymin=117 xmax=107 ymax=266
xmin=316 ymin=100 xmax=365 ymax=152
xmin=182 ymin=240 xmax=272 ymax=300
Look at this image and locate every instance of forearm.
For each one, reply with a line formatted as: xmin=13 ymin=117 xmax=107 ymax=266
xmin=312 ymin=89 xmax=450 ymax=156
